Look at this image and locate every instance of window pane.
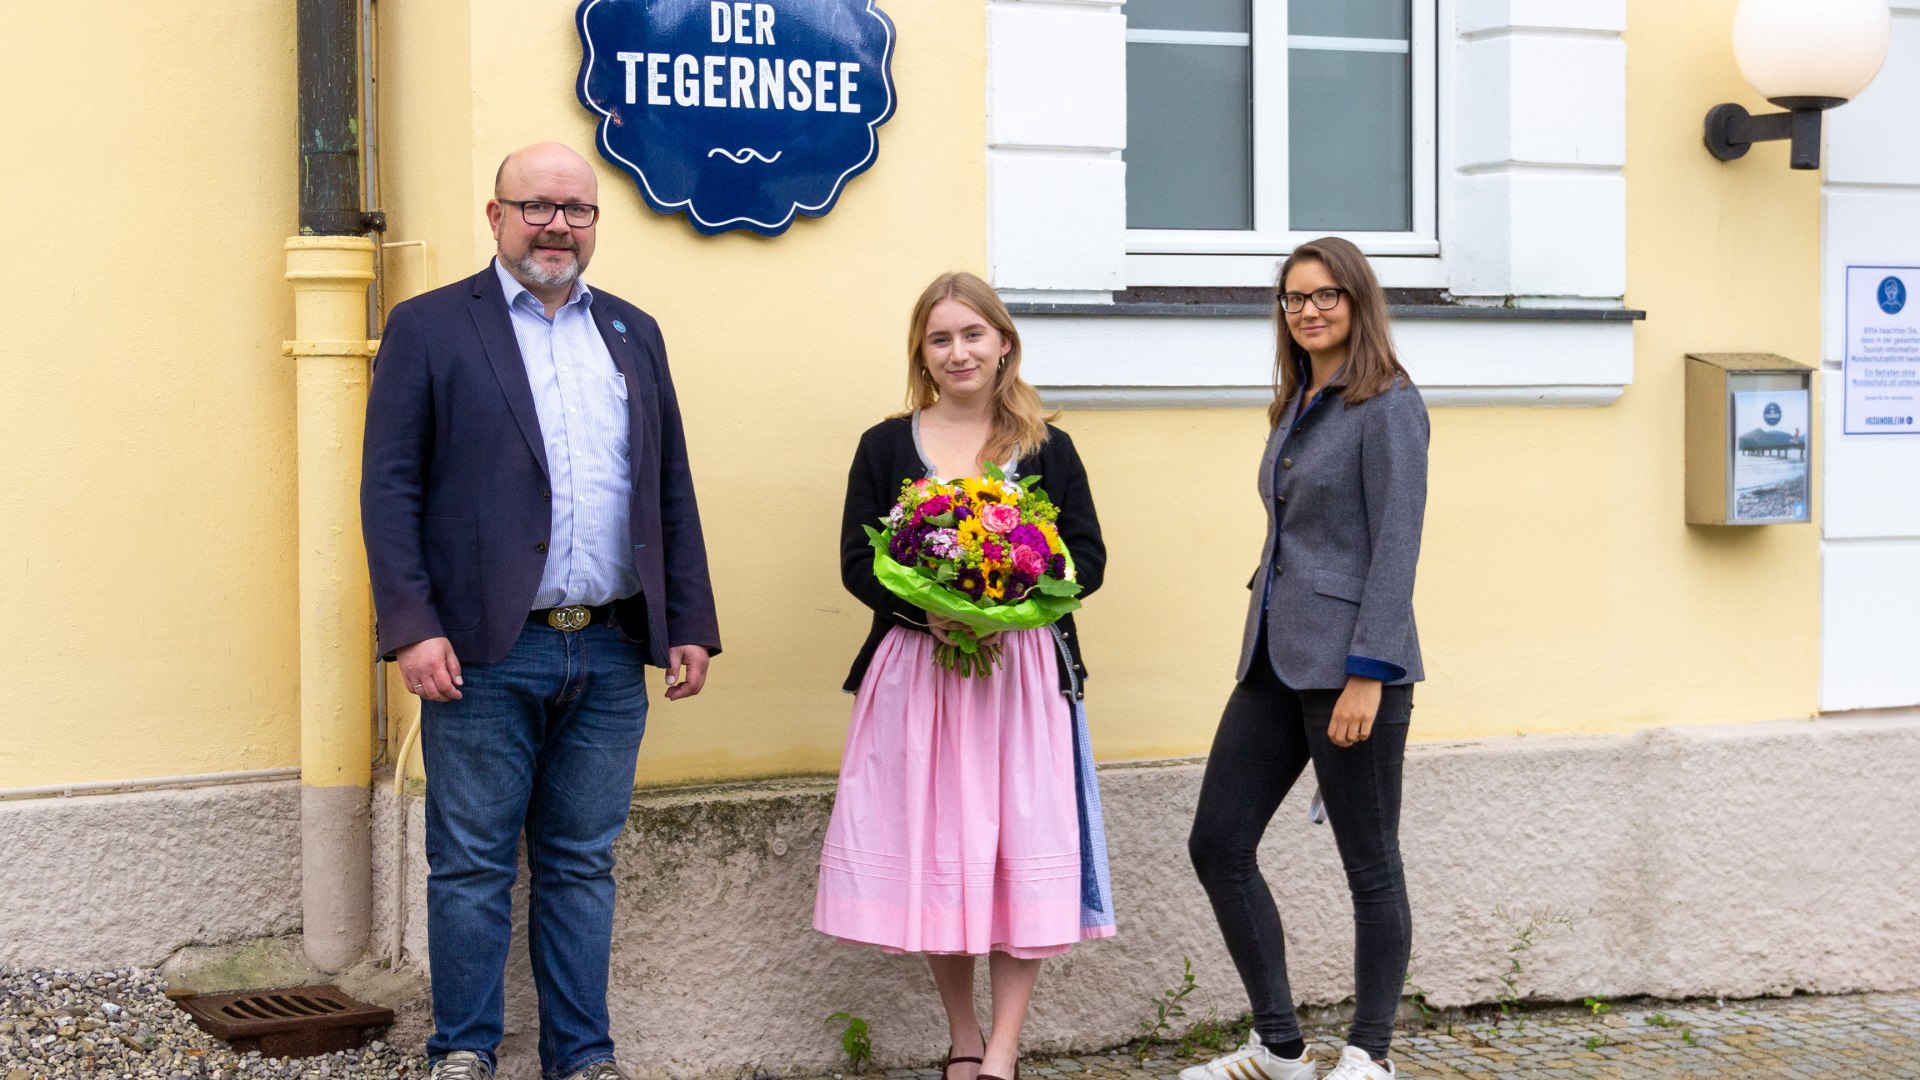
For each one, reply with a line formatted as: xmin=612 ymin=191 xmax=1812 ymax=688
xmin=1288 ymin=0 xmax=1409 ymax=40
xmin=1126 ymin=42 xmax=1252 ymax=230
xmin=1289 ymin=49 xmax=1411 ymax=231
xmin=1128 ymin=0 xmax=1249 ymax=34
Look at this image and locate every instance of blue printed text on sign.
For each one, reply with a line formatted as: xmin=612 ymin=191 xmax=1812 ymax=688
xmin=577 ymin=0 xmax=897 ymax=236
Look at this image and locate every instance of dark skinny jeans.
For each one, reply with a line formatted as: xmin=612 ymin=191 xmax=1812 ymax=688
xmin=1187 ymin=643 xmax=1413 ymax=1058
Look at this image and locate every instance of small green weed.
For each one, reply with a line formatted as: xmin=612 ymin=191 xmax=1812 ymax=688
xmin=1490 ymin=907 xmax=1577 ymax=1030
xmin=1584 ymin=1035 xmax=1605 ymax=1051
xmin=1584 ymin=995 xmax=1611 ymax=1016
xmin=1137 ymin=957 xmax=1199 ymax=1060
xmin=1177 ymin=1012 xmax=1252 ymax=1057
xmin=825 ymin=1011 xmax=873 ymax=1073
xmin=1681 ymin=1028 xmax=1698 ymax=1046
xmin=1404 ymin=955 xmax=1436 ymax=1028
xmin=1645 ymin=1012 xmax=1681 ymax=1029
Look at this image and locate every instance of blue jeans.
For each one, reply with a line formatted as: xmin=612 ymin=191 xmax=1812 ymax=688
xmin=420 ymin=622 xmax=649 ymax=1078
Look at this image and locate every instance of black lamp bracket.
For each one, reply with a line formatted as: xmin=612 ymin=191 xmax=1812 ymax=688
xmin=1704 ymin=97 xmax=1846 ymax=170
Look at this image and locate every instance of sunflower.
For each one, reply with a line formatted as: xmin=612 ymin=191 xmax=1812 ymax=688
xmin=982 ymin=565 xmax=1008 ymax=600
xmin=957 ymin=516 xmax=989 ymax=551
xmin=960 ymin=477 xmax=1008 ymax=505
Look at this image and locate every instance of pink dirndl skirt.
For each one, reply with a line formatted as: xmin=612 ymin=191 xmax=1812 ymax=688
xmin=814 ymin=626 xmax=1113 ymax=958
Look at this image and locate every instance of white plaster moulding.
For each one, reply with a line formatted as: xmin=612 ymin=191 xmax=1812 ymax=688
xmin=1040 ymin=385 xmax=1624 ymax=409
xmin=990 ymin=0 xmax=1120 ymax=8
xmin=1456 ymin=25 xmax=1624 ymax=43
xmin=1018 ymin=312 xmax=1636 ymax=406
xmin=0 ymin=767 xmax=301 ymax=802
xmin=1455 ymin=0 xmax=1626 ymax=36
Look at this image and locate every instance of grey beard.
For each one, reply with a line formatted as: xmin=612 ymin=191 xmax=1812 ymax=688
xmin=511 ymin=248 xmax=580 ymax=289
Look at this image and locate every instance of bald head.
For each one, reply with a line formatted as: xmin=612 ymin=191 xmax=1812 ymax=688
xmin=487 ymin=142 xmax=601 ymax=308
xmin=494 ymin=142 xmax=598 ymax=200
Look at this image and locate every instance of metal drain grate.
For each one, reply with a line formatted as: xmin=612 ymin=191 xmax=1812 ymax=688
xmin=175 ymin=985 xmax=394 ymax=1057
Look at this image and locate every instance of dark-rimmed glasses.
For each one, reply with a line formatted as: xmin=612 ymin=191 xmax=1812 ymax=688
xmin=1277 ymin=287 xmax=1347 ymax=313
xmin=500 ymin=199 xmax=600 ymax=228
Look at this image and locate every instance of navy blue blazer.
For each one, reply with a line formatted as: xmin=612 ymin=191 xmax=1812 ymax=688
xmin=361 ymin=265 xmax=721 ymax=667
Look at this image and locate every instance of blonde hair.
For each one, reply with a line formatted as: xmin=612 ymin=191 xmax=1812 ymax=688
xmin=904 ymin=271 xmax=1054 ymax=465
xmin=1270 ymin=237 xmax=1410 ymax=428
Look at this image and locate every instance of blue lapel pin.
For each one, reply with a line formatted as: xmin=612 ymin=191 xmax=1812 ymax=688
xmin=612 ymin=319 xmax=627 ymax=333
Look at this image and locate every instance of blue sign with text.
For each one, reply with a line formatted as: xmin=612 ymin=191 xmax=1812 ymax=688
xmin=576 ymin=0 xmax=896 ymax=236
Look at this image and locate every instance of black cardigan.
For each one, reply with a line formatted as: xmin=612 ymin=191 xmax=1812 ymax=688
xmin=840 ymin=416 xmax=1105 ymax=697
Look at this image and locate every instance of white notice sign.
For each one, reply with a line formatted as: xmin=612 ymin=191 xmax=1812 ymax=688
xmin=1844 ymin=265 xmax=1920 ymax=435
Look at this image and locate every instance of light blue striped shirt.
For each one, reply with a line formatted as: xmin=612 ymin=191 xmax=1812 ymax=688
xmin=494 ymin=259 xmax=642 ymax=609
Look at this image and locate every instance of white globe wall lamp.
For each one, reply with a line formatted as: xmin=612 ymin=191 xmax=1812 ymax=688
xmin=1704 ymin=0 xmax=1892 ymax=169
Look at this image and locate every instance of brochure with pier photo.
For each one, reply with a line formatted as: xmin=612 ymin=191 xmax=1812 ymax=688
xmin=1731 ymin=389 xmax=1810 ymax=523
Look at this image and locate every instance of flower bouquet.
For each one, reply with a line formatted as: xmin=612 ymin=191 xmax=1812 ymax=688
xmin=863 ymin=463 xmax=1083 ymax=677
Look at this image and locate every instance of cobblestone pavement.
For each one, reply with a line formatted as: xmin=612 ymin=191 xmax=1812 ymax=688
xmin=840 ymin=993 xmax=1920 ymax=1080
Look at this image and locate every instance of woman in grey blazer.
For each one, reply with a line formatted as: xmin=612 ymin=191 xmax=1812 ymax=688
xmin=1181 ymin=238 xmax=1430 ymax=1080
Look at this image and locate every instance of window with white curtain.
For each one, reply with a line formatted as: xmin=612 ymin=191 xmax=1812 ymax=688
xmin=1124 ymin=0 xmax=1437 ymax=269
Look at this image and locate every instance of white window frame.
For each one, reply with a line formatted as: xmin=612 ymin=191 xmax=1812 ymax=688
xmin=983 ymin=0 xmax=1628 ymax=340
xmin=1124 ymin=2 xmax=1440 ymax=288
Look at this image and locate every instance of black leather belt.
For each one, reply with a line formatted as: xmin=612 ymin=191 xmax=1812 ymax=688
xmin=528 ymin=603 xmax=616 ymax=631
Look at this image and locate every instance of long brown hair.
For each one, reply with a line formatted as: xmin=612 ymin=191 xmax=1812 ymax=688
xmin=904 ymin=271 xmax=1054 ymax=465
xmin=1270 ymin=237 xmax=1408 ymax=428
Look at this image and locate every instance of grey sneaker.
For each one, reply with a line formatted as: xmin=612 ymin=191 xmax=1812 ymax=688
xmin=431 ymin=1051 xmax=494 ymax=1080
xmin=562 ymin=1061 xmax=632 ymax=1080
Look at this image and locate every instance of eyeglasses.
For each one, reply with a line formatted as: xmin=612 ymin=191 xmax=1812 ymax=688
xmin=499 ymin=199 xmax=600 ymax=228
xmin=1277 ymin=287 xmax=1347 ymax=313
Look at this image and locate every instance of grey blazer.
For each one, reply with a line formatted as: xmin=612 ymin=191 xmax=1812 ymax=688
xmin=1237 ymin=376 xmax=1430 ymax=690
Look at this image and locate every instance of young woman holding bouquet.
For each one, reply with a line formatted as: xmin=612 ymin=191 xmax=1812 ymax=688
xmin=1182 ymin=238 xmax=1429 ymax=1080
xmin=814 ymin=271 xmax=1114 ymax=1080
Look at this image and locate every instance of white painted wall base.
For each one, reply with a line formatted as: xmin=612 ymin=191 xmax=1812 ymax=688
xmin=389 ymin=714 xmax=1920 ymax=1078
xmin=0 ymin=781 xmax=301 ymax=968
xmin=8 ymin=715 xmax=1919 ymax=1077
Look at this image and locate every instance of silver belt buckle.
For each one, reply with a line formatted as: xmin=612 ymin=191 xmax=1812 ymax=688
xmin=547 ymin=605 xmax=592 ymax=631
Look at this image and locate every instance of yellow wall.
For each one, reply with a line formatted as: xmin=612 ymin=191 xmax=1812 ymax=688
xmin=0 ymin=0 xmax=1823 ymax=790
xmin=1090 ymin=0 xmax=1822 ymax=756
xmin=0 ymin=3 xmax=303 ymax=787
xmin=375 ymin=0 xmax=992 ymax=784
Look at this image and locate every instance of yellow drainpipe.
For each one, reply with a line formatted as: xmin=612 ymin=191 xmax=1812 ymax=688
xmin=284 ymin=235 xmax=377 ymax=971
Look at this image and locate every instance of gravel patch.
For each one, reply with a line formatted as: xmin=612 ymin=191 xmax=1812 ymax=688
xmin=0 ymin=968 xmax=422 ymax=1080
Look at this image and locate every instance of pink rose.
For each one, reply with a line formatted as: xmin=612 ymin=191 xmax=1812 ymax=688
xmin=1011 ymin=545 xmax=1046 ymax=577
xmin=980 ymin=503 xmax=1021 ymax=534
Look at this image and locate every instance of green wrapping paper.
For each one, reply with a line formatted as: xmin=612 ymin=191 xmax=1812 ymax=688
xmin=864 ymin=527 xmax=1083 ymax=677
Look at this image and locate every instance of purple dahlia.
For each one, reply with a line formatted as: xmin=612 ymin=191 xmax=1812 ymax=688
xmin=888 ymin=526 xmax=923 ymax=565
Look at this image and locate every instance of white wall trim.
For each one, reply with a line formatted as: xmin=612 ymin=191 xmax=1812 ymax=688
xmin=986 ymin=0 xmax=1128 ymax=291
xmin=1819 ymin=9 xmax=1920 ymax=712
xmin=1448 ymin=9 xmax=1626 ymax=300
xmin=1021 ymin=313 xmax=1635 ymax=404
xmin=1041 ymin=385 xmax=1624 ymax=410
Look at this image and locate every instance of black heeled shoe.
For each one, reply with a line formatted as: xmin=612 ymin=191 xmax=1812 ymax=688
xmin=943 ymin=1048 xmax=984 ymax=1080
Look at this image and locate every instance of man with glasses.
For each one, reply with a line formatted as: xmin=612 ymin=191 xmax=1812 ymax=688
xmin=362 ymin=141 xmax=721 ymax=1080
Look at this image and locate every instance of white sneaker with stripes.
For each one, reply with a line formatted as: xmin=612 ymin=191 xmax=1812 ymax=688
xmin=1177 ymin=1031 xmax=1316 ymax=1080
xmin=1323 ymin=1045 xmax=1394 ymax=1080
